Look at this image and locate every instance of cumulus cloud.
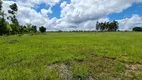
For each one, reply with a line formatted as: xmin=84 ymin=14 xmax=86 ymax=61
xmin=60 ymin=1 xmax=67 ymax=8
xmin=60 ymin=0 xmax=141 ymax=23
xmin=118 ymin=14 xmax=142 ymax=30
xmin=16 ymin=0 xmax=60 ymax=8
xmin=41 ymin=8 xmax=52 ymax=17
xmin=56 ymin=0 xmax=142 ymax=30
xmin=3 ymin=0 xmax=59 ymax=30
xmin=2 ymin=0 xmax=142 ymax=31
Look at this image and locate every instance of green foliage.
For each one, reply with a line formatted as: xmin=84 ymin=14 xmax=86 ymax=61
xmin=0 ymin=0 xmax=2 ymax=11
xmin=116 ymin=61 xmax=125 ymax=73
xmin=9 ymin=3 xmax=18 ymax=12
xmin=0 ymin=18 xmax=7 ymax=35
xmin=0 ymin=14 xmax=11 ymax=35
xmin=26 ymin=23 xmax=32 ymax=32
xmin=6 ymin=23 xmax=12 ymax=34
xmin=6 ymin=23 xmax=12 ymax=31
xmin=23 ymin=26 xmax=29 ymax=32
xmin=133 ymin=27 xmax=142 ymax=31
xmin=96 ymin=20 xmax=119 ymax=31
xmin=10 ymin=24 xmax=19 ymax=34
xmin=8 ymin=3 xmax=19 ymax=34
xmin=8 ymin=3 xmax=18 ymax=16
xmin=0 ymin=0 xmax=8 ymax=35
xmin=1 ymin=2 xmax=24 ymax=35
xmin=31 ymin=25 xmax=37 ymax=33
xmin=39 ymin=26 xmax=46 ymax=33
xmin=0 ymin=1 xmax=37 ymax=35
xmin=71 ymin=63 xmax=88 ymax=79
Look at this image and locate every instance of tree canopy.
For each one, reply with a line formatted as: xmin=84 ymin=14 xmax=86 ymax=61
xmin=0 ymin=1 xmax=39 ymax=35
xmin=39 ymin=26 xmax=46 ymax=33
xmin=96 ymin=21 xmax=119 ymax=31
xmin=133 ymin=27 xmax=142 ymax=31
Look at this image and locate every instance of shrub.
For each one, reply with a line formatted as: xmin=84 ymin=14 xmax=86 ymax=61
xmin=31 ymin=25 xmax=37 ymax=33
xmin=39 ymin=26 xmax=46 ymax=33
xmin=133 ymin=27 xmax=142 ymax=31
xmin=6 ymin=23 xmax=12 ymax=34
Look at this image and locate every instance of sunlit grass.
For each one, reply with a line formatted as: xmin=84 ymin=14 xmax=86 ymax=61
xmin=0 ymin=32 xmax=142 ymax=79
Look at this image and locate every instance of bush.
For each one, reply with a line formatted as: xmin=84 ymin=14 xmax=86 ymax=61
xmin=6 ymin=23 xmax=12 ymax=34
xmin=133 ymin=27 xmax=142 ymax=31
xmin=39 ymin=26 xmax=46 ymax=33
xmin=31 ymin=25 xmax=37 ymax=33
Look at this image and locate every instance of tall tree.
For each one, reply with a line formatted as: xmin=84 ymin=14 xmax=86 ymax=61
xmin=0 ymin=0 xmax=2 ymax=11
xmin=112 ymin=20 xmax=119 ymax=31
xmin=0 ymin=0 xmax=8 ymax=35
xmin=96 ymin=21 xmax=119 ymax=31
xmin=8 ymin=3 xmax=19 ymax=34
xmin=8 ymin=3 xmax=18 ymax=25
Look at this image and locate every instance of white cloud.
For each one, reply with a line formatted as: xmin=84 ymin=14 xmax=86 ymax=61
xmin=3 ymin=0 xmax=59 ymax=30
xmin=16 ymin=0 xmax=60 ymax=8
xmin=61 ymin=0 xmax=134 ymax=23
xmin=41 ymin=8 xmax=52 ymax=17
xmin=118 ymin=14 xmax=142 ymax=30
xmin=57 ymin=0 xmax=142 ymax=30
xmin=2 ymin=0 xmax=142 ymax=31
xmin=60 ymin=1 xmax=67 ymax=8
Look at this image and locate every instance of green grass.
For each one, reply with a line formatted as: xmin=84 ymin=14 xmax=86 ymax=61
xmin=0 ymin=32 xmax=142 ymax=80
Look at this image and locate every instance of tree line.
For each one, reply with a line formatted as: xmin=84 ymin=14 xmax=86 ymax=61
xmin=2 ymin=0 xmax=140 ymax=35
xmin=133 ymin=27 xmax=142 ymax=31
xmin=96 ymin=20 xmax=119 ymax=31
xmin=0 ymin=0 xmax=46 ymax=35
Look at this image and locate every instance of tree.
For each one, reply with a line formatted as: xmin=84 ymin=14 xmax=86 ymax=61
xmin=0 ymin=0 xmax=8 ymax=35
xmin=112 ymin=20 xmax=119 ymax=31
xmin=10 ymin=24 xmax=18 ymax=34
xmin=31 ymin=25 xmax=37 ymax=33
xmin=133 ymin=27 xmax=142 ymax=31
xmin=8 ymin=3 xmax=19 ymax=34
xmin=96 ymin=21 xmax=99 ymax=31
xmin=26 ymin=23 xmax=32 ymax=32
xmin=0 ymin=17 xmax=7 ymax=35
xmin=39 ymin=26 xmax=46 ymax=33
xmin=0 ymin=0 xmax=2 ymax=11
xmin=6 ymin=23 xmax=12 ymax=34
xmin=8 ymin=3 xmax=18 ymax=25
xmin=96 ymin=21 xmax=119 ymax=31
xmin=22 ymin=26 xmax=29 ymax=33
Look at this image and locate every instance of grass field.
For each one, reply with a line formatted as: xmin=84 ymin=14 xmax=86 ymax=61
xmin=0 ymin=32 xmax=142 ymax=80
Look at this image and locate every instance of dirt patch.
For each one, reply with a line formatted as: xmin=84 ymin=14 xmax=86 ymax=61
xmin=47 ymin=63 xmax=95 ymax=80
xmin=117 ymin=55 xmax=128 ymax=62
xmin=47 ymin=63 xmax=72 ymax=80
xmin=59 ymin=64 xmax=72 ymax=80
xmin=125 ymin=63 xmax=142 ymax=78
xmin=125 ymin=63 xmax=142 ymax=70
xmin=86 ymin=74 xmax=95 ymax=80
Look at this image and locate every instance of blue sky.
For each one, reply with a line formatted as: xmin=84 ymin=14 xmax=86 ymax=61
xmin=108 ymin=3 xmax=142 ymax=21
xmin=35 ymin=0 xmax=71 ymax=19
xmin=4 ymin=0 xmax=142 ymax=30
xmin=33 ymin=0 xmax=142 ymax=21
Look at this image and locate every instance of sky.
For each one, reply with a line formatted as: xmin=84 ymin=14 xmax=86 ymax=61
xmin=3 ymin=0 xmax=142 ymax=31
